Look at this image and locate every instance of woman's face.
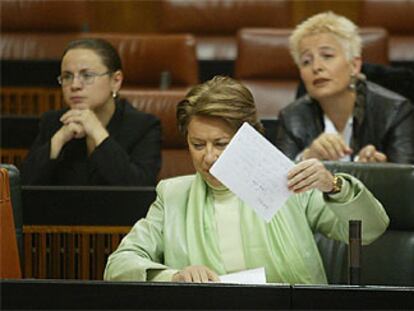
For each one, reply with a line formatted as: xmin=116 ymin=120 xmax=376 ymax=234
xmin=298 ymin=33 xmax=361 ymax=101
xmin=187 ymin=115 xmax=236 ymax=187
xmin=60 ymin=48 xmax=122 ymax=111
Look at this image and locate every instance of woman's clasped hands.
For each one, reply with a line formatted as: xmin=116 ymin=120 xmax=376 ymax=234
xmin=303 ymin=133 xmax=352 ymax=161
xmin=50 ymin=105 xmax=109 ymax=159
xmin=60 ymin=105 xmax=107 ymax=140
xmin=303 ymin=133 xmax=386 ymax=163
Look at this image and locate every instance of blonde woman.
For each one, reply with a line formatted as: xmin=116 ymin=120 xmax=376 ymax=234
xmin=276 ymin=12 xmax=414 ymax=163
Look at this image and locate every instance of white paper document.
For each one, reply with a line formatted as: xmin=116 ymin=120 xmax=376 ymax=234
xmin=210 ymin=122 xmax=294 ymax=222
xmin=220 ymin=267 xmax=266 ymax=285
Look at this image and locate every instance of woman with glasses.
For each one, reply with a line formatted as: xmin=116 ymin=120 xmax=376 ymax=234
xmin=21 ymin=38 xmax=161 ymax=185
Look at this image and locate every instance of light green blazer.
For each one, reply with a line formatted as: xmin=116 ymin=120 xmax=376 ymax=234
xmin=104 ymin=173 xmax=389 ymax=284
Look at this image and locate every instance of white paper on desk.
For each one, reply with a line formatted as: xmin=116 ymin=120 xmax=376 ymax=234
xmin=210 ymin=122 xmax=294 ymax=222
xmin=220 ymin=267 xmax=266 ymax=285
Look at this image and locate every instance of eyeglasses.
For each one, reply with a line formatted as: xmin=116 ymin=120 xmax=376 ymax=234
xmin=57 ymin=71 xmax=111 ymax=86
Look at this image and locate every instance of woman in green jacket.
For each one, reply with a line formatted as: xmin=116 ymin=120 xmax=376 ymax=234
xmin=104 ymin=76 xmax=389 ymax=284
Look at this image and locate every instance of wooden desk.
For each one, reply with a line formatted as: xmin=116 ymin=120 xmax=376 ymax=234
xmin=2 ymin=279 xmax=413 ymax=310
xmin=21 ymin=186 xmax=155 ymax=280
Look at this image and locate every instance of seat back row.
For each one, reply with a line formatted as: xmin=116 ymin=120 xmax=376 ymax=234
xmin=2 ymin=27 xmax=389 ymax=116
xmin=0 ymin=29 xmax=394 ymax=180
xmin=1 ymin=33 xmax=199 ymax=89
xmin=1 ymin=0 xmax=413 ymax=64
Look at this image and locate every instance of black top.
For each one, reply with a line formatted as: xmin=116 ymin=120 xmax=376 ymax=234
xmin=276 ymin=81 xmax=414 ymax=164
xmin=21 ymin=99 xmax=161 ymax=186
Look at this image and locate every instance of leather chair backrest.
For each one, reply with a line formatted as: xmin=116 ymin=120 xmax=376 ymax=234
xmin=358 ymin=0 xmax=414 ymax=34
xmin=1 ymin=33 xmax=199 ymax=89
xmin=235 ymin=28 xmax=298 ymax=118
xmin=159 ymin=0 xmax=292 ymax=34
xmin=359 ymin=28 xmax=390 ymax=65
xmin=0 ymin=0 xmax=87 ymax=32
xmin=0 ymin=166 xmax=22 ymax=278
xmin=120 ymin=89 xmax=195 ymax=180
xmin=318 ymin=162 xmax=414 ymax=286
xmin=0 ymin=33 xmax=80 ymax=60
xmin=159 ymin=0 xmax=292 ymax=61
xmin=357 ymin=0 xmax=414 ymax=62
xmin=85 ymin=33 xmax=199 ymax=88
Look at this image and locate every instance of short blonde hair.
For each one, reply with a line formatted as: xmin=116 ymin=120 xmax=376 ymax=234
xmin=289 ymin=11 xmax=362 ymax=66
xmin=177 ymin=76 xmax=263 ymax=136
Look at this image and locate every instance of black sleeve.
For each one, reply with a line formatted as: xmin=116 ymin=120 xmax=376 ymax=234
xmin=384 ymin=100 xmax=414 ymax=164
xmin=88 ymin=116 xmax=162 ymax=186
xmin=275 ymin=112 xmax=303 ymax=160
xmin=20 ymin=112 xmax=62 ymax=185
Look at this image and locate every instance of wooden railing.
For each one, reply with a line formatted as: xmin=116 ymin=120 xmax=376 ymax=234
xmin=1 ymin=87 xmax=63 ymax=169
xmin=23 ymin=225 xmax=130 ymax=280
xmin=1 ymin=148 xmax=29 ymax=169
xmin=1 ymin=87 xmax=64 ymax=116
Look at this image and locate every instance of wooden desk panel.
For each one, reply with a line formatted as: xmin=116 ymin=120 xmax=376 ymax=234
xmin=2 ymin=279 xmax=413 ymax=310
xmin=1 ymin=86 xmax=63 ymax=115
xmin=23 ymin=225 xmax=130 ymax=280
xmin=2 ymin=280 xmax=291 ymax=310
xmin=21 ymin=186 xmax=156 ymax=280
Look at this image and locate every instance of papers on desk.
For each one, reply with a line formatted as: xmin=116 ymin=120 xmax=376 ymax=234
xmin=220 ymin=267 xmax=266 ymax=285
xmin=210 ymin=122 xmax=294 ymax=222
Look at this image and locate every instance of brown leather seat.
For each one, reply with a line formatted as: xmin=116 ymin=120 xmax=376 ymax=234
xmin=89 ymin=33 xmax=199 ymax=89
xmin=0 ymin=33 xmax=80 ymax=60
xmin=0 ymin=0 xmax=87 ymax=32
xmin=1 ymin=32 xmax=199 ymax=90
xmin=0 ymin=167 xmax=22 ymax=279
xmin=0 ymin=0 xmax=87 ymax=60
xmin=104 ymin=34 xmax=198 ymax=180
xmin=359 ymin=28 xmax=390 ymax=65
xmin=320 ymin=162 xmax=414 ymax=286
xmin=120 ymin=89 xmax=195 ymax=180
xmin=235 ymin=29 xmax=298 ymax=119
xmin=235 ymin=27 xmax=390 ymax=119
xmin=159 ymin=0 xmax=292 ymax=61
xmin=358 ymin=0 xmax=414 ymax=63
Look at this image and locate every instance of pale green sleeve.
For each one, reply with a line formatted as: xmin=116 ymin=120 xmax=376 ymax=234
xmin=104 ymin=181 xmax=171 ymax=281
xmin=147 ymin=269 xmax=179 ymax=282
xmin=303 ymin=173 xmax=389 ymax=245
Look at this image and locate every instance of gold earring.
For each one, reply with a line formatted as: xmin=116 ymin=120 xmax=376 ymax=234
xmin=112 ymin=91 xmax=117 ymax=98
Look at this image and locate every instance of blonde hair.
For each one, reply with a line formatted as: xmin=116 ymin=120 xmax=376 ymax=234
xmin=289 ymin=11 xmax=362 ymax=66
xmin=177 ymin=76 xmax=263 ymax=136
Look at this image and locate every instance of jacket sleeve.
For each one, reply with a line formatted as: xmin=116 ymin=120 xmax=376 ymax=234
xmin=20 ymin=112 xmax=61 ymax=185
xmin=104 ymin=181 xmax=170 ymax=281
xmin=302 ymin=173 xmax=389 ymax=245
xmin=88 ymin=115 xmax=162 ymax=186
xmin=275 ymin=112 xmax=303 ymax=160
xmin=384 ymin=100 xmax=414 ymax=164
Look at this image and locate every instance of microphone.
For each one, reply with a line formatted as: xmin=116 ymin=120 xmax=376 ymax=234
xmin=348 ymin=220 xmax=362 ymax=285
xmin=160 ymin=71 xmax=171 ymax=90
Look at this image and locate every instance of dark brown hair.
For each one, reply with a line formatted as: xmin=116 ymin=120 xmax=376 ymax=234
xmin=62 ymin=38 xmax=122 ymax=72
